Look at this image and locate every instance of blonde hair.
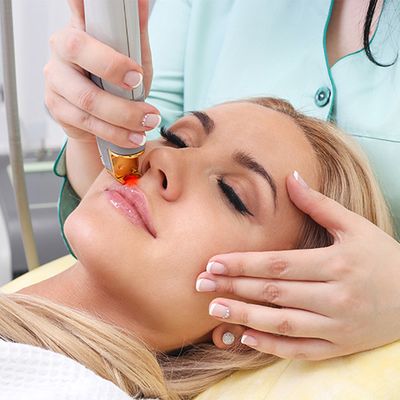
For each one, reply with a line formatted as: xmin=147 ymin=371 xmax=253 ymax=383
xmin=0 ymin=98 xmax=393 ymax=399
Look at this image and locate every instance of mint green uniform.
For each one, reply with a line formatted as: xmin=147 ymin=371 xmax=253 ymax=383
xmin=56 ymin=0 xmax=400 ymax=241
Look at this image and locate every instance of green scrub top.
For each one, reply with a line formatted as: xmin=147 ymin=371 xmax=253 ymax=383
xmin=56 ymin=0 xmax=400 ymax=246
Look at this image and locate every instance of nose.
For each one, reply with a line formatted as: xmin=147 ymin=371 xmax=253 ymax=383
xmin=141 ymin=147 xmax=185 ymax=202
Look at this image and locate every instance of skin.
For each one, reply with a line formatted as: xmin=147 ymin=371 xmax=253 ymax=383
xmin=20 ymin=102 xmax=318 ymax=352
xmin=42 ymin=0 xmax=400 ymax=360
xmin=327 ymin=0 xmax=383 ymax=67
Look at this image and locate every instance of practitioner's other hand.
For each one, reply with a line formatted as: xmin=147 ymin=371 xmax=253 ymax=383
xmin=44 ymin=0 xmax=159 ymax=147
xmin=196 ymin=171 xmax=400 ymax=360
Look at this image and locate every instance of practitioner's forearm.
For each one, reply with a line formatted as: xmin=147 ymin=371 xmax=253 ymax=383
xmin=65 ymin=138 xmax=103 ymax=199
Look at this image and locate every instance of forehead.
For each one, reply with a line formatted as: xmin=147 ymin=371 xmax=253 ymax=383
xmin=207 ymin=102 xmax=306 ymax=148
xmin=205 ymin=102 xmax=318 ymax=183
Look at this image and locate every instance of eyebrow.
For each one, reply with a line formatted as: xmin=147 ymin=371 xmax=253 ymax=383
xmin=189 ymin=111 xmax=278 ymax=208
xmin=233 ymin=151 xmax=278 ymax=207
xmin=189 ymin=111 xmax=215 ymax=135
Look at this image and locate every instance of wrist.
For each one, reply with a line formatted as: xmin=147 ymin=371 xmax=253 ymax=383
xmin=65 ymin=137 xmax=103 ymax=198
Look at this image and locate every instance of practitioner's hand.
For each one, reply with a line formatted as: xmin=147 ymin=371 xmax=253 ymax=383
xmin=196 ymin=172 xmax=400 ymax=360
xmin=44 ymin=0 xmax=159 ymax=147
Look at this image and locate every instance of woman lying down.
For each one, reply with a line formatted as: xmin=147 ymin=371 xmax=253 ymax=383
xmin=0 ymin=98 xmax=393 ymax=399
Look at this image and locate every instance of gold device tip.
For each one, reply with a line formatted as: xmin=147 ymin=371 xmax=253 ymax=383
xmin=109 ymin=150 xmax=144 ymax=183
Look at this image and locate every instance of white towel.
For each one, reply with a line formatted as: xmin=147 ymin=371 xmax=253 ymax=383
xmin=0 ymin=341 xmax=158 ymax=400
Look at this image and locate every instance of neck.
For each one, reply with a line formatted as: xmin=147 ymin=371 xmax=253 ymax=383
xmin=17 ymin=262 xmax=158 ymax=347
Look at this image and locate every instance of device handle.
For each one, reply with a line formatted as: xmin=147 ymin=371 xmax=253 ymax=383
xmin=84 ymin=0 xmax=144 ymax=101
xmin=84 ymin=0 xmax=145 ymax=174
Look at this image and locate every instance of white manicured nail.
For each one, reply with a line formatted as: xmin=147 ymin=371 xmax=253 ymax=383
xmin=209 ymin=303 xmax=230 ymax=319
xmin=142 ymin=114 xmax=161 ymax=130
xmin=293 ymin=170 xmax=308 ymax=188
xmin=129 ymin=133 xmax=146 ymax=146
xmin=123 ymin=71 xmax=143 ymax=88
xmin=206 ymin=261 xmax=225 ymax=274
xmin=196 ymin=278 xmax=217 ymax=292
xmin=241 ymin=334 xmax=258 ymax=347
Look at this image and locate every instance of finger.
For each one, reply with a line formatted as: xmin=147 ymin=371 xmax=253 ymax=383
xmin=68 ymin=0 xmax=85 ymax=30
xmin=197 ymin=273 xmax=334 ymax=316
xmin=138 ymin=0 xmax=153 ymax=96
xmin=287 ymin=171 xmax=359 ymax=237
xmin=205 ymin=248 xmax=335 ymax=281
xmin=52 ymin=28 xmax=144 ymax=90
xmin=241 ymin=329 xmax=337 ymax=360
xmin=209 ymin=298 xmax=334 ymax=339
xmin=45 ymin=59 xmax=159 ymax=133
xmin=45 ymin=88 xmax=146 ymax=148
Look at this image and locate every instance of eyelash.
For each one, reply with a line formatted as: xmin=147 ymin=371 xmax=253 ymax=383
xmin=160 ymin=126 xmax=188 ymax=148
xmin=160 ymin=126 xmax=253 ymax=217
xmin=217 ymin=177 xmax=253 ymax=216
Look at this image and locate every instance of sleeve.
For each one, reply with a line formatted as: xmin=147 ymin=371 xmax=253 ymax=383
xmin=146 ymin=0 xmax=192 ymax=139
xmin=53 ymin=141 xmax=79 ymax=256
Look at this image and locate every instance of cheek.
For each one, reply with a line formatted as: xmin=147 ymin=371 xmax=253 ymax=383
xmin=65 ymin=184 xmax=275 ymax=346
xmin=64 ymin=190 xmax=152 ymax=297
xmin=152 ymin=196 xmax=268 ymax=297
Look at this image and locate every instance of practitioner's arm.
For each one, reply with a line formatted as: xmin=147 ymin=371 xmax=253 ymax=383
xmin=64 ymin=138 xmax=101 ymax=198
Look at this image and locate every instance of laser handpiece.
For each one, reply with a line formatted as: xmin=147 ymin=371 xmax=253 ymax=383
xmin=83 ymin=0 xmax=144 ymax=183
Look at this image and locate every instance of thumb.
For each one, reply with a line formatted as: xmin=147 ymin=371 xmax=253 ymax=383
xmin=287 ymin=171 xmax=355 ymax=238
xmin=68 ymin=0 xmax=85 ymax=30
xmin=138 ymin=0 xmax=153 ymax=97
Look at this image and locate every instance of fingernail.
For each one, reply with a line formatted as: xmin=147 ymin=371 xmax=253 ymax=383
xmin=209 ymin=303 xmax=230 ymax=319
xmin=128 ymin=133 xmax=146 ymax=146
xmin=123 ymin=71 xmax=143 ymax=89
xmin=241 ymin=334 xmax=258 ymax=347
xmin=293 ymin=170 xmax=309 ymax=189
xmin=206 ymin=261 xmax=225 ymax=275
xmin=142 ymin=114 xmax=161 ymax=130
xmin=196 ymin=278 xmax=217 ymax=292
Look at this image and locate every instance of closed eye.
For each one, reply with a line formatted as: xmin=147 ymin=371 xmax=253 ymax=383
xmin=217 ymin=177 xmax=253 ymax=216
xmin=159 ymin=126 xmax=253 ymax=217
xmin=160 ymin=126 xmax=188 ymax=148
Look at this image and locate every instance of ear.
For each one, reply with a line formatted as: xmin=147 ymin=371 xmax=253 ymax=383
xmin=212 ymin=323 xmax=247 ymax=349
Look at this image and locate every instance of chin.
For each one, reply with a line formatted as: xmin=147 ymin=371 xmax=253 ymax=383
xmin=64 ymin=206 xmax=109 ymax=270
xmin=64 ymin=197 xmax=156 ymax=292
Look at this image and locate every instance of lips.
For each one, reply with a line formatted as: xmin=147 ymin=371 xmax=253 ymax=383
xmin=105 ymin=184 xmax=157 ymax=238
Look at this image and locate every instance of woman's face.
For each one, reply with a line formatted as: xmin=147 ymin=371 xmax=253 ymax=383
xmin=64 ymin=102 xmax=319 ymax=351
